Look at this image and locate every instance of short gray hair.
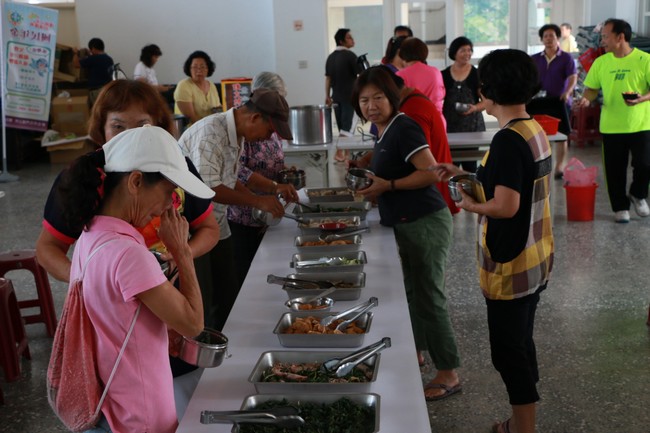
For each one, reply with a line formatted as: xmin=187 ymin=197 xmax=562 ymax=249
xmin=252 ymin=71 xmax=287 ymax=97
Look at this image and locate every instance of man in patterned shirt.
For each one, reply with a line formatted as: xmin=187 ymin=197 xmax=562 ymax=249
xmin=179 ymin=88 xmax=293 ymax=330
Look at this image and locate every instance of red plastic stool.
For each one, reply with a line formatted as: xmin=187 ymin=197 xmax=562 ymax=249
xmin=0 ymin=278 xmax=31 ymax=382
xmin=0 ymin=250 xmax=57 ymax=337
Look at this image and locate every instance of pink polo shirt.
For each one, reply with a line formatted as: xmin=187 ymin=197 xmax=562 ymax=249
xmin=397 ymin=62 xmax=446 ymax=127
xmin=70 ymin=216 xmax=176 ymax=433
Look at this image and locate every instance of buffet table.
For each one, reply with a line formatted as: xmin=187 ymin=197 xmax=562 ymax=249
xmin=176 ymin=209 xmax=431 ymax=432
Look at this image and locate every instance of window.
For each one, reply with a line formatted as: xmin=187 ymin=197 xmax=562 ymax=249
xmin=464 ymin=0 xmax=510 ymax=58
xmin=641 ymin=0 xmax=650 ymax=36
xmin=327 ymin=0 xmax=385 ymax=64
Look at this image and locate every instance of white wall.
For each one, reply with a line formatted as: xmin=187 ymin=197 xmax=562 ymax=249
xmin=272 ymin=0 xmax=329 ymax=106
xmin=54 ymin=6 xmax=79 ymax=47
xmin=73 ymin=0 xmax=329 ymax=107
xmin=74 ymin=0 xmax=277 ymax=91
xmin=587 ymin=0 xmax=639 ymax=28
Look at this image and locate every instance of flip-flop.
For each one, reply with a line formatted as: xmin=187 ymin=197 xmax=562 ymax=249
xmin=423 ymin=382 xmax=462 ymax=401
xmin=491 ymin=418 xmax=512 ymax=433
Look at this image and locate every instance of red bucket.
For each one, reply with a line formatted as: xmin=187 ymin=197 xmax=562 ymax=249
xmin=564 ymin=183 xmax=598 ymax=221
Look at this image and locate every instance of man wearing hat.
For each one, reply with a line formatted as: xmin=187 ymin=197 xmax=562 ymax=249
xmin=179 ymin=88 xmax=294 ymax=331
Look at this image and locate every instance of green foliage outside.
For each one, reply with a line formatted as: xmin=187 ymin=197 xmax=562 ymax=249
xmin=464 ymin=0 xmax=510 ymax=44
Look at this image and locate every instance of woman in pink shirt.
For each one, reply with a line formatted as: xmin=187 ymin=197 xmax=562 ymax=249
xmin=58 ymin=126 xmax=215 ymax=433
xmin=397 ymin=37 xmax=446 ymax=127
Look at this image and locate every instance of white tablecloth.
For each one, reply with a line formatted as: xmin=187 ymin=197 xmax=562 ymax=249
xmin=176 ymin=209 xmax=431 ymax=432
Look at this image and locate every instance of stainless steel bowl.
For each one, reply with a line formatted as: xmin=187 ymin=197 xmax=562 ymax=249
xmin=285 ymin=296 xmax=334 ymax=312
xmin=179 ymin=328 xmax=228 ymax=368
xmin=448 ymin=173 xmax=478 ymax=202
xmin=346 ymin=168 xmax=374 ymax=191
xmin=279 ymin=169 xmax=306 ymax=190
xmin=455 ymin=102 xmax=471 ymax=113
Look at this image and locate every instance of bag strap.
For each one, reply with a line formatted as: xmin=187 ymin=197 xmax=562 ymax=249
xmin=79 ymin=240 xmax=142 ymax=421
xmin=94 ymin=303 xmax=141 ymax=419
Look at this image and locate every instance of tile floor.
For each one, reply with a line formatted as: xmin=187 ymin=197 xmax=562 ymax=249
xmin=0 ymin=142 xmax=649 ymax=433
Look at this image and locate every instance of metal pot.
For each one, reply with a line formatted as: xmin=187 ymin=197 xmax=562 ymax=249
xmin=279 ymin=168 xmax=306 ymax=189
xmin=288 ymin=105 xmax=333 ymax=145
xmin=173 ymin=114 xmax=189 ymax=139
xmin=179 ymin=328 xmax=229 ymax=368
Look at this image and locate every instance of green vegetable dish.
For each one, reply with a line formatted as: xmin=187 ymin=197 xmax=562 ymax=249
xmin=238 ymin=398 xmax=376 ymax=433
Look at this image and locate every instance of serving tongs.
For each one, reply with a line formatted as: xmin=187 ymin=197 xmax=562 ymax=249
xmin=296 ymin=201 xmax=321 ymax=212
xmin=321 ymin=337 xmax=391 ymax=377
xmin=319 ymin=296 xmax=378 ymax=329
xmin=267 ymin=274 xmax=334 ymax=290
xmin=282 ymin=212 xmax=307 ymax=224
xmin=319 ymin=227 xmax=369 ymax=242
xmin=200 ymin=407 xmax=305 ymax=428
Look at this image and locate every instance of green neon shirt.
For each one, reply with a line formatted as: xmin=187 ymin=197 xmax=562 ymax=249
xmin=583 ymin=48 xmax=650 ymax=133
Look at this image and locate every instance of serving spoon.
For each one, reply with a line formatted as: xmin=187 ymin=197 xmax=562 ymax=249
xmin=294 ymin=256 xmax=345 ymax=267
xmin=267 ymin=274 xmax=334 ymax=289
xmin=319 ymin=227 xmax=369 ymax=243
xmin=300 ymin=286 xmax=337 ymax=303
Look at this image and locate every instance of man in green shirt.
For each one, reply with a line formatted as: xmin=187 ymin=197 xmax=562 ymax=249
xmin=578 ymin=18 xmax=650 ymax=223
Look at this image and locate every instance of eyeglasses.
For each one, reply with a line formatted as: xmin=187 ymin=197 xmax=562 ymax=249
xmin=191 ymin=66 xmax=208 ymax=71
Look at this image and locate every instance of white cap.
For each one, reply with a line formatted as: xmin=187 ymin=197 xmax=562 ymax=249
xmin=103 ymin=125 xmax=215 ymax=199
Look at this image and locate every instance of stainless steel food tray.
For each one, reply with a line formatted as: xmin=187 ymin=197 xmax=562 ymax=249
xmin=305 ymin=187 xmax=355 ymax=203
xmin=247 ymin=350 xmax=379 ymax=393
xmin=273 ymin=311 xmax=373 ymax=348
xmin=282 ymin=272 xmax=365 ymax=301
xmin=297 ymin=215 xmax=364 ymax=235
xmin=290 ymin=250 xmax=367 ymax=274
xmin=239 ymin=393 xmax=380 ymax=433
xmin=294 ymin=234 xmax=362 ymax=254
xmin=294 ymin=201 xmax=373 ymax=220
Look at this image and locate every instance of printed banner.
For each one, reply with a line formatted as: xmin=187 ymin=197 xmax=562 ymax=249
xmin=2 ymin=3 xmax=58 ymax=131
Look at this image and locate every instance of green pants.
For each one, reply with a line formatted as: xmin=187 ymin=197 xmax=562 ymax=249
xmin=393 ymin=208 xmax=460 ymax=370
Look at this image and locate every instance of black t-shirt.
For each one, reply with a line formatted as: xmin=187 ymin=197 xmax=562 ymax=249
xmin=43 ymin=149 xmax=213 ymax=244
xmin=79 ymin=53 xmax=114 ymax=89
xmin=369 ymin=114 xmax=447 ymax=226
xmin=476 ymin=121 xmax=536 ymax=262
xmin=325 ymin=49 xmax=359 ymax=102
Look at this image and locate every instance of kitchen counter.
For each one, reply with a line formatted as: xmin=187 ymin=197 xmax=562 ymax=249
xmin=176 ymin=208 xmax=431 ymax=432
xmin=336 ymin=131 xmax=568 ymax=161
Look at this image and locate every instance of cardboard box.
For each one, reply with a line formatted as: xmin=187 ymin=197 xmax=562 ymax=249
xmin=53 ymin=70 xmax=78 ymax=83
xmin=51 ymin=96 xmax=89 ymax=135
xmin=55 ymin=44 xmax=78 ymax=76
xmin=63 ymin=88 xmax=89 ymax=98
xmin=45 ymin=138 xmax=95 ymax=164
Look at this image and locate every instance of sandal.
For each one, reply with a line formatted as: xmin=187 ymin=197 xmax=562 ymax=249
xmin=491 ymin=418 xmax=512 ymax=433
xmin=423 ymin=382 xmax=462 ymax=401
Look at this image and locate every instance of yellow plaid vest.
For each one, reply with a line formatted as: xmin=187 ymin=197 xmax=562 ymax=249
xmin=477 ymin=120 xmax=555 ymax=300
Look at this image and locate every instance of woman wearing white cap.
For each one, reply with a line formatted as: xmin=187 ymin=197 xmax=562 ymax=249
xmin=56 ymin=126 xmax=214 ymax=433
